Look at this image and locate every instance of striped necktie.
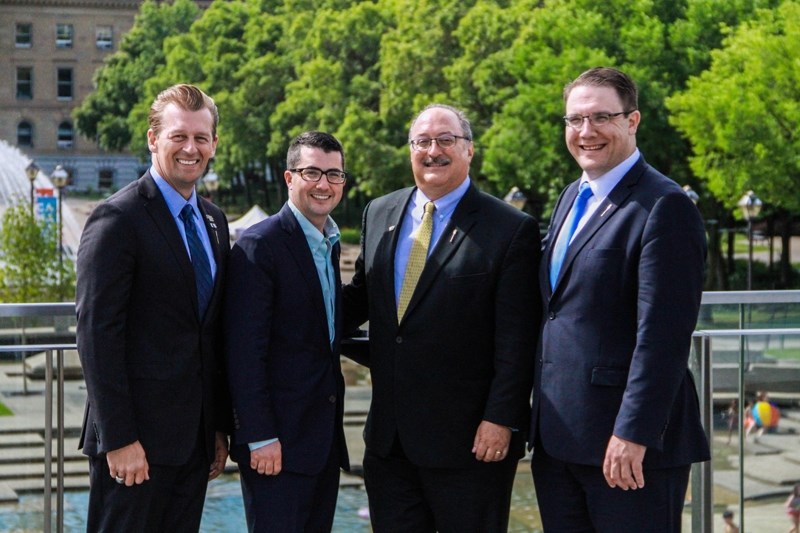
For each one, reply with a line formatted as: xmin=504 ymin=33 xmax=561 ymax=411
xmin=398 ymin=201 xmax=435 ymax=321
xmin=550 ymin=182 xmax=593 ymax=289
xmin=180 ymin=204 xmax=213 ymax=318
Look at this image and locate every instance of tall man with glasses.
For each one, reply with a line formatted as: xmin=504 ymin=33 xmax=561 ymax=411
xmin=225 ymin=131 xmax=350 ymax=532
xmin=530 ymin=67 xmax=709 ymax=532
xmin=344 ymin=104 xmax=540 ymax=531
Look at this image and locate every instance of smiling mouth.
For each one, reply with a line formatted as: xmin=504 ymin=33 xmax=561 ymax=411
xmin=177 ymin=158 xmax=200 ymax=165
xmin=423 ymin=156 xmax=450 ymax=167
xmin=581 ymin=144 xmax=605 ymax=151
xmin=311 ymin=193 xmax=332 ymax=201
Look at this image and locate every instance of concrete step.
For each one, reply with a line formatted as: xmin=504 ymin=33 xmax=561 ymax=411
xmin=0 ymin=438 xmax=82 ymax=464
xmin=0 ymin=458 xmax=87 ymax=480
xmin=5 ymin=474 xmax=90 ymax=495
xmin=0 ymin=433 xmax=43 ymax=447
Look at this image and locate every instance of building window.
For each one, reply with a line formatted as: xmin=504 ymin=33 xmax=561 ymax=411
xmin=57 ymin=68 xmax=73 ymax=100
xmin=57 ymin=121 xmax=74 ymax=149
xmin=98 ymin=169 xmax=115 ymax=189
xmin=16 ymin=67 xmax=33 ymax=99
xmin=96 ymin=26 xmax=113 ymax=49
xmin=16 ymin=23 xmax=32 ymax=48
xmin=17 ymin=121 xmax=34 ymax=147
xmin=56 ymin=24 xmax=73 ymax=48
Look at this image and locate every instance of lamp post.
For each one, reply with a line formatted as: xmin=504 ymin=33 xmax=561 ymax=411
xmin=737 ymin=190 xmax=762 ymax=290
xmin=204 ymin=166 xmax=219 ymax=203
xmin=503 ymin=186 xmax=527 ymax=210
xmin=25 ymin=161 xmax=39 ymax=216
xmin=51 ymin=165 xmax=69 ymax=289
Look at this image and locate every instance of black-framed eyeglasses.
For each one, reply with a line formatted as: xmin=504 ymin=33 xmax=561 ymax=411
xmin=563 ymin=110 xmax=636 ymax=130
xmin=289 ymin=167 xmax=347 ymax=184
xmin=409 ymin=134 xmax=471 ymax=151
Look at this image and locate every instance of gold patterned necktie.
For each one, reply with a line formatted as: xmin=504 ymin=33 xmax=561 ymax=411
xmin=398 ymin=201 xmax=435 ymax=321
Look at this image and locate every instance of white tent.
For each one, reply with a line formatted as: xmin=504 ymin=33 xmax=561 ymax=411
xmin=229 ymin=205 xmax=269 ymax=242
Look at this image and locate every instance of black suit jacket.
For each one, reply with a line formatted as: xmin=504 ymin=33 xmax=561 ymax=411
xmin=76 ymin=172 xmax=231 ymax=466
xmin=531 ymin=155 xmax=710 ymax=468
xmin=224 ymin=204 xmax=349 ymax=475
xmin=344 ymin=183 xmax=541 ymax=469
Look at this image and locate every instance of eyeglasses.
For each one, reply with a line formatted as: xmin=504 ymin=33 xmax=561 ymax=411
xmin=289 ymin=167 xmax=347 ymax=184
xmin=563 ymin=110 xmax=636 ymax=130
xmin=409 ymin=134 xmax=471 ymax=151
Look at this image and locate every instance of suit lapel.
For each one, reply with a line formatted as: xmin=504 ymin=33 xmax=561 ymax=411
xmin=279 ymin=205 xmax=330 ymax=342
xmin=377 ymin=190 xmax=413 ymax=324
xmin=401 ymin=184 xmax=480 ymax=321
xmin=197 ymin=198 xmax=225 ymax=322
xmin=551 ymin=158 xmax=645 ymax=294
xmin=138 ymin=173 xmax=198 ymax=313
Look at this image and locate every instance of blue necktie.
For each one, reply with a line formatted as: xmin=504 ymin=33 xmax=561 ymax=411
xmin=180 ymin=204 xmax=213 ymax=318
xmin=550 ymin=182 xmax=594 ymax=289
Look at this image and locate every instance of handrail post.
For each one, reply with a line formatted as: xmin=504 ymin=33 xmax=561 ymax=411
xmin=43 ymin=349 xmax=53 ymax=533
xmin=57 ymin=348 xmax=65 ymax=533
xmin=691 ymin=334 xmax=714 ymax=532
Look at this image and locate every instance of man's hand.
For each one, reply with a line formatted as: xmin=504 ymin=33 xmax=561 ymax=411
xmin=107 ymin=440 xmax=149 ymax=486
xmin=208 ymin=432 xmax=228 ymax=480
xmin=602 ymin=435 xmax=646 ymax=490
xmin=472 ymin=420 xmax=511 ymax=462
xmin=250 ymin=440 xmax=282 ymax=475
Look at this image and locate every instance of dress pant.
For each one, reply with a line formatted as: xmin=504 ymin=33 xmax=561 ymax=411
xmin=86 ymin=435 xmax=209 ymax=533
xmin=531 ymin=445 xmax=690 ymax=533
xmin=238 ymin=440 xmax=341 ymax=533
xmin=363 ymin=437 xmax=518 ymax=533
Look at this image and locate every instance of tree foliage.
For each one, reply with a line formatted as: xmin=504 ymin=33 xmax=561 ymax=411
xmin=76 ymin=0 xmax=791 ymax=223
xmin=0 ymin=202 xmax=75 ymax=303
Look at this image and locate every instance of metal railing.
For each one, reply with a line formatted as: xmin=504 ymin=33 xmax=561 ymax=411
xmin=0 ymin=302 xmax=75 ymax=533
xmin=3 ymin=294 xmax=800 ymax=531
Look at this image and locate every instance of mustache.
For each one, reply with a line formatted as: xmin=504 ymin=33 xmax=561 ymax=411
xmin=423 ymin=156 xmax=450 ymax=166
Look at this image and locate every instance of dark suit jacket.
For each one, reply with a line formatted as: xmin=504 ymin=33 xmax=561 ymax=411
xmin=531 ymin=155 xmax=710 ymax=469
xmin=76 ymin=172 xmax=231 ymax=466
xmin=344 ymin=183 xmax=541 ymax=469
xmin=224 ymin=204 xmax=349 ymax=475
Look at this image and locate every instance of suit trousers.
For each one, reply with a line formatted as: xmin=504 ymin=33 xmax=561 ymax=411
xmin=86 ymin=434 xmax=208 ymax=533
xmin=531 ymin=445 xmax=690 ymax=533
xmin=238 ymin=439 xmax=342 ymax=533
xmin=363 ymin=437 xmax=518 ymax=533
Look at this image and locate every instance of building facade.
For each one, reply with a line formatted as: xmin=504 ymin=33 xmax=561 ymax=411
xmin=1 ymin=0 xmax=210 ymax=192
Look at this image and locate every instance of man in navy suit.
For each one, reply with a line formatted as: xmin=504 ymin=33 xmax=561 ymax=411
xmin=224 ymin=131 xmax=350 ymax=532
xmin=530 ymin=67 xmax=710 ymax=532
xmin=76 ymin=84 xmax=230 ymax=532
xmin=344 ymin=104 xmax=540 ymax=532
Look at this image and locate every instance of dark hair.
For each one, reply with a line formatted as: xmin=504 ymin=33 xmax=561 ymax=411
xmin=149 ymin=84 xmax=219 ymax=138
xmin=722 ymin=510 xmax=734 ymax=519
xmin=564 ymin=67 xmax=638 ymax=112
xmin=409 ymin=103 xmax=473 ymax=141
xmin=286 ymin=131 xmax=345 ymax=170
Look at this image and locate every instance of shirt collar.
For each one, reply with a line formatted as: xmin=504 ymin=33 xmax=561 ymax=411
xmin=580 ymin=148 xmax=640 ymax=199
xmin=150 ymin=166 xmax=200 ymax=219
xmin=287 ymin=200 xmax=340 ymax=249
xmin=411 ymin=176 xmax=471 ymax=221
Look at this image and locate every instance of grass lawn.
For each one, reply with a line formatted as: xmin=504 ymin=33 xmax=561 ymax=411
xmin=0 ymin=402 xmax=13 ymax=416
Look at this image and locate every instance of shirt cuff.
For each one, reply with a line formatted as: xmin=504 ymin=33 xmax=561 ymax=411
xmin=248 ymin=438 xmax=278 ymax=451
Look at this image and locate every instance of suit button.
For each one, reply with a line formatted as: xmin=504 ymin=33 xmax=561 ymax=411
xmin=396 ymin=336 xmax=402 ymax=344
xmin=328 ymin=395 xmax=336 ymax=404
xmin=548 ymin=312 xmax=556 ymax=320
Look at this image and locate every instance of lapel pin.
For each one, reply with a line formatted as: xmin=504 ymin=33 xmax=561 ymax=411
xmin=600 ymin=204 xmax=613 ymax=217
xmin=388 ymin=225 xmax=396 ymax=231
xmin=449 ymin=229 xmax=457 ymax=243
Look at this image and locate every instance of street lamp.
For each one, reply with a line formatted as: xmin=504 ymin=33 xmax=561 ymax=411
xmin=51 ymin=165 xmax=69 ymax=290
xmin=503 ymin=186 xmax=527 ymax=210
xmin=204 ymin=166 xmax=219 ymax=203
xmin=25 ymin=161 xmax=39 ymax=215
xmin=737 ymin=190 xmax=762 ymax=290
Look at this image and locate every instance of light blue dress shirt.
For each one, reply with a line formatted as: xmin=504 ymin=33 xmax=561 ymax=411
xmin=249 ymin=201 xmax=340 ymax=452
xmin=151 ymin=168 xmax=217 ymax=280
xmin=394 ymin=177 xmax=471 ymax=305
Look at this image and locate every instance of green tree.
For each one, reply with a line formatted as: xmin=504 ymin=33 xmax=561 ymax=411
xmin=73 ymin=0 xmax=200 ymax=152
xmin=667 ymin=1 xmax=800 ymax=286
xmin=0 ymin=202 xmax=75 ymax=303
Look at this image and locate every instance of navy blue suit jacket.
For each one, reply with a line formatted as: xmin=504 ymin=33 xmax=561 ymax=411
xmin=224 ymin=204 xmax=349 ymax=475
xmin=530 ymin=155 xmax=710 ymax=469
